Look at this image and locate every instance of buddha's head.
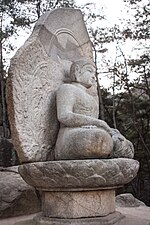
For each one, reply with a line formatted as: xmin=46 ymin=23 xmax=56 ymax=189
xmin=70 ymin=59 xmax=96 ymax=88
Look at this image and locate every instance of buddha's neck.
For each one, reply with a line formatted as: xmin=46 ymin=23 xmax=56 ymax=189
xmin=72 ymin=82 xmax=87 ymax=91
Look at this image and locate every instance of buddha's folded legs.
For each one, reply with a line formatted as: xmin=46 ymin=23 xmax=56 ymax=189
xmin=54 ymin=127 xmax=113 ymax=160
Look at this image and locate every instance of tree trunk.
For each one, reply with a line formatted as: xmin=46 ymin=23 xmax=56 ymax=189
xmin=92 ymin=44 xmax=105 ymax=120
xmin=0 ymin=15 xmax=9 ymax=138
xmin=112 ymin=72 xmax=117 ymax=129
xmin=0 ymin=41 xmax=8 ymax=138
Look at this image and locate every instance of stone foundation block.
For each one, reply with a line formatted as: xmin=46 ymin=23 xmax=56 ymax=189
xmin=42 ymin=190 xmax=115 ymax=218
xmin=33 ymin=211 xmax=124 ymax=225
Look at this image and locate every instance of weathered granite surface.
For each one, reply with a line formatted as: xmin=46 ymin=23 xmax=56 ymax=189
xmin=111 ymin=129 xmax=134 ymax=158
xmin=13 ymin=212 xmax=124 ymax=225
xmin=43 ymin=190 xmax=115 ymax=218
xmin=54 ymin=59 xmax=134 ymax=160
xmin=7 ymin=8 xmax=135 ymax=163
xmin=116 ymin=193 xmax=145 ymax=207
xmin=55 ymin=61 xmax=113 ymax=160
xmin=34 ymin=212 xmax=124 ymax=225
xmin=6 ymin=8 xmax=94 ymax=163
xmin=1 ymin=195 xmax=150 ymax=225
xmin=19 ymin=159 xmax=139 ymax=191
xmin=0 ymin=166 xmax=41 ymax=218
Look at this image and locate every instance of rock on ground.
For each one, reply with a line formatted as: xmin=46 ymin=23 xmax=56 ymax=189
xmin=116 ymin=193 xmax=150 ymax=225
xmin=0 ymin=166 xmax=41 ymax=218
xmin=116 ymin=193 xmax=145 ymax=207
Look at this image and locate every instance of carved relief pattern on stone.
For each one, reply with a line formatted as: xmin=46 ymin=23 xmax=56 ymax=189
xmin=7 ymin=39 xmax=64 ymax=162
xmin=19 ymin=159 xmax=139 ymax=190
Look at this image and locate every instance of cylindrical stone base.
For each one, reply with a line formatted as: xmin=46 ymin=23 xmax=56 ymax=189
xmin=42 ymin=190 xmax=115 ymax=219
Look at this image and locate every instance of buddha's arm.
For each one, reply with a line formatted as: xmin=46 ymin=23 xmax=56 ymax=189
xmin=56 ymin=85 xmax=112 ymax=134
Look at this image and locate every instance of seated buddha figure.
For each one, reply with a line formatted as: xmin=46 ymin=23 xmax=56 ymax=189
xmin=54 ymin=59 xmax=134 ymax=160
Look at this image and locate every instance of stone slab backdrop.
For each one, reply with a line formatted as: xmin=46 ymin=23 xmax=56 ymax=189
xmin=6 ymin=8 xmax=96 ymax=163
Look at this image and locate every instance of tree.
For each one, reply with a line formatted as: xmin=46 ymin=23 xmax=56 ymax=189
xmin=123 ymin=0 xmax=150 ymax=40
xmin=0 ymin=0 xmax=35 ymax=138
xmin=30 ymin=0 xmax=76 ymax=18
xmin=88 ymin=0 xmax=150 ymax=204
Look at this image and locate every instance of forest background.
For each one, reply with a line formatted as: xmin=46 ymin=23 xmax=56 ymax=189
xmin=0 ymin=0 xmax=150 ymax=206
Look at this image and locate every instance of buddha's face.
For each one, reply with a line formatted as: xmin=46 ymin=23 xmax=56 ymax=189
xmin=76 ymin=64 xmax=96 ymax=88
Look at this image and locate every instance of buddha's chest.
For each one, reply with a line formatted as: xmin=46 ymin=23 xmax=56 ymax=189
xmin=73 ymin=90 xmax=98 ymax=118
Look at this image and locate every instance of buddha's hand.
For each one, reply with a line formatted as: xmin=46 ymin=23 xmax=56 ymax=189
xmin=111 ymin=129 xmax=124 ymax=140
xmin=97 ymin=120 xmax=112 ymax=135
xmin=82 ymin=125 xmax=97 ymax=129
xmin=111 ymin=128 xmax=134 ymax=158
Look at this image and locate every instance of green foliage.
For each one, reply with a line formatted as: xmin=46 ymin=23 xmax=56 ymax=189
xmin=101 ymin=75 xmax=150 ymax=204
xmin=29 ymin=0 xmax=76 ymax=18
xmin=123 ymin=0 xmax=150 ymax=39
xmin=0 ymin=0 xmax=34 ymax=40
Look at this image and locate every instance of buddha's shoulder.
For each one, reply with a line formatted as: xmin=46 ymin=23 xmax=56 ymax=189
xmin=57 ymin=83 xmax=81 ymax=92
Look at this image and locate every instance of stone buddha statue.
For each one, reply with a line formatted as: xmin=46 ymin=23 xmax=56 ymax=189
xmin=9 ymin=10 xmax=139 ymax=224
xmin=54 ymin=59 xmax=134 ymax=160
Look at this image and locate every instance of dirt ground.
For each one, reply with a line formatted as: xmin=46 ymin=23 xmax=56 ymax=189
xmin=0 ymin=213 xmax=37 ymax=225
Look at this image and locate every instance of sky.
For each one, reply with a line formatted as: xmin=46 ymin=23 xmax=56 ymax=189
xmin=76 ymin=0 xmax=125 ymax=25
